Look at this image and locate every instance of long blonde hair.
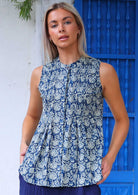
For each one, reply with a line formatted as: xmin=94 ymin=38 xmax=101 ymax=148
xmin=43 ymin=2 xmax=89 ymax=62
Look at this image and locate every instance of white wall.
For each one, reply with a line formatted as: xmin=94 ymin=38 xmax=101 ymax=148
xmin=0 ymin=0 xmax=73 ymax=194
xmin=0 ymin=1 xmax=35 ymax=194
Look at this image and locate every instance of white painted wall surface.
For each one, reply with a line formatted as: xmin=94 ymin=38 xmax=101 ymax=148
xmin=0 ymin=1 xmax=35 ymax=194
xmin=0 ymin=0 xmax=73 ymax=194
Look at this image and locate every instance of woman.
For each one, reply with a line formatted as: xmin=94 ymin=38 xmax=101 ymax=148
xmin=19 ymin=2 xmax=129 ymax=195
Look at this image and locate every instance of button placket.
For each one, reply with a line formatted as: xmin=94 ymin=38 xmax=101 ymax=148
xmin=60 ymin=66 xmax=71 ymax=185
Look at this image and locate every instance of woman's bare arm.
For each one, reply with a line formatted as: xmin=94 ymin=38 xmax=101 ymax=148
xmin=20 ymin=66 xmax=43 ymax=164
xmin=97 ymin=62 xmax=129 ymax=184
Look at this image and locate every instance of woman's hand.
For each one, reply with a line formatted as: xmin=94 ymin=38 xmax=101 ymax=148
xmin=97 ymin=155 xmax=114 ymax=185
xmin=20 ymin=141 xmax=29 ymax=165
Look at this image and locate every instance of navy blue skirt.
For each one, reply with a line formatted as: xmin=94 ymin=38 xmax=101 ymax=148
xmin=19 ymin=174 xmax=101 ymax=195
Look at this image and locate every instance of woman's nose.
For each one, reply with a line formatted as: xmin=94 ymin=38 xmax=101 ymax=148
xmin=58 ymin=24 xmax=65 ymax=32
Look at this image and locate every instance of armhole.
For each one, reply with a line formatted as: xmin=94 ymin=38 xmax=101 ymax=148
xmin=98 ymin=59 xmax=104 ymax=96
xmin=38 ymin=65 xmax=44 ymax=95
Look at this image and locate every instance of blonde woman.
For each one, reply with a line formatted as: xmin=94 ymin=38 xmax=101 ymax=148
xmin=19 ymin=2 xmax=129 ymax=195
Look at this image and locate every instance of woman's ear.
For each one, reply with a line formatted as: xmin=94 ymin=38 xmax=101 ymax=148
xmin=78 ymin=26 xmax=81 ymax=36
xmin=77 ymin=30 xmax=81 ymax=38
xmin=49 ymin=36 xmax=52 ymax=42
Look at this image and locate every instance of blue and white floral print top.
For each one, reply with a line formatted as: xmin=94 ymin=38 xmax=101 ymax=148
xmin=19 ymin=56 xmax=104 ymax=187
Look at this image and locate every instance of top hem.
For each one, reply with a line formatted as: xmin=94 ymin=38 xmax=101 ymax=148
xmin=19 ymin=172 xmax=102 ymax=188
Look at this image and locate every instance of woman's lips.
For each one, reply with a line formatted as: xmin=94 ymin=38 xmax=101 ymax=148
xmin=59 ymin=35 xmax=69 ymax=40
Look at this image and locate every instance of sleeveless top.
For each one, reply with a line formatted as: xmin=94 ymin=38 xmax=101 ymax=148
xmin=19 ymin=56 xmax=104 ymax=187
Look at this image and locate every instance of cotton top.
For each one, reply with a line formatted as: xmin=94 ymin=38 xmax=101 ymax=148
xmin=19 ymin=56 xmax=104 ymax=187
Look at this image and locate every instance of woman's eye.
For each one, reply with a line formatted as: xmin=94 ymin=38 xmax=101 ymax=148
xmin=51 ymin=24 xmax=57 ymax=28
xmin=64 ymin=21 xmax=71 ymax=25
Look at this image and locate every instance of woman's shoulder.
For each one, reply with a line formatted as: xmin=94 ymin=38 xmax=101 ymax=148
xmin=33 ymin=65 xmax=43 ymax=73
xmin=100 ymin=62 xmax=117 ymax=78
xmin=31 ymin=66 xmax=43 ymax=87
xmin=100 ymin=62 xmax=119 ymax=91
xmin=32 ymin=66 xmax=43 ymax=78
xmin=31 ymin=59 xmax=56 ymax=79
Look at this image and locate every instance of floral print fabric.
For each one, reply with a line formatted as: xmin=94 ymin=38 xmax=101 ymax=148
xmin=19 ymin=56 xmax=104 ymax=187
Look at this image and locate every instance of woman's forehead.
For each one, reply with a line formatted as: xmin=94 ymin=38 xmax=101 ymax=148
xmin=47 ymin=8 xmax=74 ymax=23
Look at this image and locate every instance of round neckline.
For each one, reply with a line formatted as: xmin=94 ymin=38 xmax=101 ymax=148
xmin=58 ymin=56 xmax=83 ymax=68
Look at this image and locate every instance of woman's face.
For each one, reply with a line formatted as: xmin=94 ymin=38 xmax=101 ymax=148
xmin=47 ymin=8 xmax=80 ymax=51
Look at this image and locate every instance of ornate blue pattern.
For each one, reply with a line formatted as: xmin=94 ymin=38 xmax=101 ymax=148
xmin=19 ymin=56 xmax=104 ymax=187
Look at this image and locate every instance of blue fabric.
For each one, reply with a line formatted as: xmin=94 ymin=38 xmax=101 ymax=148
xmin=19 ymin=56 xmax=104 ymax=187
xmin=19 ymin=174 xmax=101 ymax=195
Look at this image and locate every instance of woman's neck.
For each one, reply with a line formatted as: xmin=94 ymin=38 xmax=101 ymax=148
xmin=58 ymin=48 xmax=80 ymax=65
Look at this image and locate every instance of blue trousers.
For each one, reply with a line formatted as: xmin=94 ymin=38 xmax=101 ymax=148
xmin=19 ymin=174 xmax=101 ymax=195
